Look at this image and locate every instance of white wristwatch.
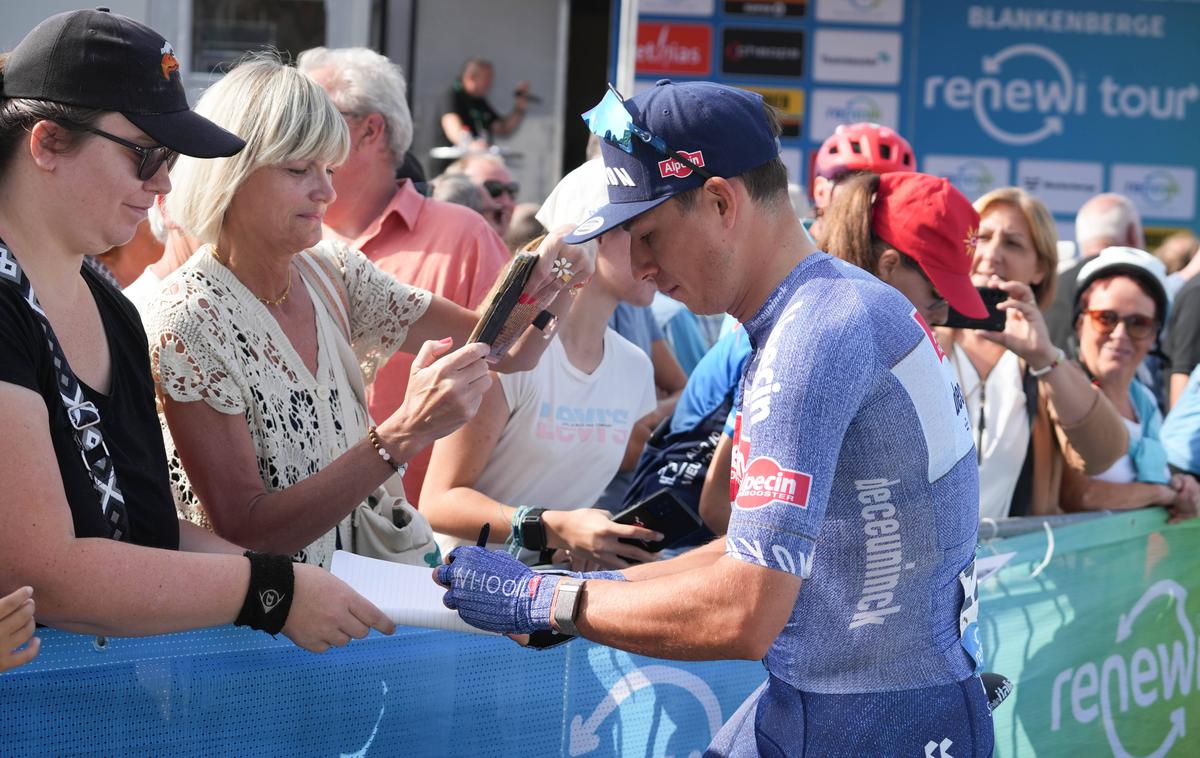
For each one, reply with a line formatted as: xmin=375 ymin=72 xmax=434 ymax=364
xmin=552 ymin=578 xmax=585 ymax=637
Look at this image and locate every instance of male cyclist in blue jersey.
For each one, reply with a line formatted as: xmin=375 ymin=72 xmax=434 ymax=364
xmin=435 ymin=80 xmax=995 ymax=757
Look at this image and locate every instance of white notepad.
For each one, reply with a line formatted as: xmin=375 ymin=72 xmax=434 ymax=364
xmin=330 ymin=550 xmax=495 ymax=636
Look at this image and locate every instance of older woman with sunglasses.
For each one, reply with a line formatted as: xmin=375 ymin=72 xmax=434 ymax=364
xmin=1060 ymin=248 xmax=1200 ymax=522
xmin=142 ymin=54 xmax=587 ymax=570
xmin=0 ymin=9 xmax=393 ymax=653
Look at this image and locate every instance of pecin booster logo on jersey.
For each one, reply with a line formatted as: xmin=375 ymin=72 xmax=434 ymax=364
xmin=849 ymin=477 xmax=916 ymax=630
xmin=658 ymin=150 xmax=705 ymax=179
xmin=735 ymin=456 xmax=812 ymax=510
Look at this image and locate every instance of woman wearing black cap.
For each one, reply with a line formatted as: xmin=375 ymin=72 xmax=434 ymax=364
xmin=0 ymin=9 xmax=394 ymax=652
xmin=1061 ymin=247 xmax=1200 ymax=522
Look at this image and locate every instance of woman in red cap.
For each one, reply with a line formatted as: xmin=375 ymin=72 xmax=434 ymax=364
xmin=818 ymin=175 xmax=1126 ymax=521
xmin=818 ymin=171 xmax=986 ymax=327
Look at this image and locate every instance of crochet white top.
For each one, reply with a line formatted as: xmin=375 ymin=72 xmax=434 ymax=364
xmin=142 ymin=240 xmax=431 ymax=567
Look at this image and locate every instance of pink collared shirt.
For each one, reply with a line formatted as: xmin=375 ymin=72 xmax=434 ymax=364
xmin=332 ymin=180 xmax=508 ymax=505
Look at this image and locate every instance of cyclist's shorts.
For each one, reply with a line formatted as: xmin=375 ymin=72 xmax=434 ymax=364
xmin=704 ymin=674 xmax=994 ymax=757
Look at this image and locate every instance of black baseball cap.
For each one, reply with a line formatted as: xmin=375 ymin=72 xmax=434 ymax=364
xmin=1 ymin=8 xmax=244 ymax=158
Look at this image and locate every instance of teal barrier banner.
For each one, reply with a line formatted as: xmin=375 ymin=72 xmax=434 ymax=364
xmin=984 ymin=509 xmax=1200 ymax=756
xmin=3 ymin=510 xmax=1198 ymax=755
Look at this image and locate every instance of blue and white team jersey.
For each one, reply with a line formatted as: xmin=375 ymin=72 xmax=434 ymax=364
xmin=726 ymin=253 xmax=981 ymax=695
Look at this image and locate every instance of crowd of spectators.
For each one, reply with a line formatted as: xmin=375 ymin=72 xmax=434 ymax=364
xmin=2 ymin=7 xmax=1198 ymax=676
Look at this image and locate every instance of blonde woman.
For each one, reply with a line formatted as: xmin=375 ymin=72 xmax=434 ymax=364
xmin=945 ymin=187 xmax=1126 ymax=518
xmin=143 ymin=55 xmax=588 ymax=568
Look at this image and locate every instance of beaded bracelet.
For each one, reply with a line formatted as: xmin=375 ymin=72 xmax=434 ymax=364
xmin=367 ymin=426 xmax=407 ymax=475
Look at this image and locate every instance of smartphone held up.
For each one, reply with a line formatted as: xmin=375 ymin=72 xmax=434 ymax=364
xmin=943 ymin=286 xmax=1007 ymax=331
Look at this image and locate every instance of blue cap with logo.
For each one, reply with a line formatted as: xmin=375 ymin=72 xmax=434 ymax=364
xmin=564 ymin=80 xmax=780 ymax=244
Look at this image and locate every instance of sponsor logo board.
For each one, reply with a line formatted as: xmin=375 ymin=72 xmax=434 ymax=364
xmin=922 ymin=155 xmax=1011 ymax=200
xmin=637 ymin=23 xmax=713 ymax=76
xmin=812 ymin=30 xmax=901 ymax=85
xmin=638 ymin=0 xmax=715 ymax=16
xmin=1016 ymin=159 xmax=1104 ymax=214
xmin=1111 ymin=164 xmax=1197 ymax=220
xmin=815 ymin=0 xmax=904 ymax=25
xmin=743 ymin=86 xmax=805 ymax=138
xmin=920 ymin=42 xmax=1200 ymax=147
xmin=807 ymin=89 xmax=898 ymax=142
xmin=721 ymin=27 xmax=805 ymax=77
xmin=724 ymin=0 xmax=807 ymax=19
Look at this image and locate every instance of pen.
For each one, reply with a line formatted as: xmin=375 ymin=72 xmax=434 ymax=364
xmin=476 ymin=523 xmax=490 ymax=547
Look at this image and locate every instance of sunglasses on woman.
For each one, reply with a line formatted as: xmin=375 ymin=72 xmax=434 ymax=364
xmin=67 ymin=124 xmax=178 ymax=181
xmin=1083 ymin=309 xmax=1158 ymax=340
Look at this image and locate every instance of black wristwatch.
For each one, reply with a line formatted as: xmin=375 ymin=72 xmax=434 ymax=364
xmin=519 ymin=507 xmax=549 ymax=551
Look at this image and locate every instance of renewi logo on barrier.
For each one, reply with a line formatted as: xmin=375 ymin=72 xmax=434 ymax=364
xmin=922 ymin=155 xmax=1010 ymax=200
xmin=922 ymin=42 xmax=1200 ymax=146
xmin=808 ymin=89 xmax=898 ymax=142
xmin=1111 ymin=164 xmax=1197 ymax=221
xmin=1049 ymin=580 xmax=1197 ymax=758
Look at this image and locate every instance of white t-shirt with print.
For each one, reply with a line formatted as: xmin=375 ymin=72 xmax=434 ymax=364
xmin=435 ymin=328 xmax=656 ymax=554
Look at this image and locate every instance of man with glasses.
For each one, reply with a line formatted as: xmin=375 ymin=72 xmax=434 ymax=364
xmin=442 ymin=154 xmax=520 ymax=239
xmin=435 ymin=80 xmax=994 ymax=756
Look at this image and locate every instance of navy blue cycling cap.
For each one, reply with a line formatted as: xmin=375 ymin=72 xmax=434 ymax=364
xmin=565 ymin=79 xmax=780 ymax=244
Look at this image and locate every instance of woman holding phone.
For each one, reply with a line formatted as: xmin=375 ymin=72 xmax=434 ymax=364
xmin=818 ymin=177 xmax=1126 ymax=520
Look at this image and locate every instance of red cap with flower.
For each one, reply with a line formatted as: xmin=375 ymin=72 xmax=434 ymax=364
xmin=871 ymin=173 xmax=988 ymax=319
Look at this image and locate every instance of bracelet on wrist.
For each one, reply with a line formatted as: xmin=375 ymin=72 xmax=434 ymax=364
xmin=1029 ymin=347 xmax=1066 ymax=378
xmin=367 ymin=426 xmax=407 ymax=475
xmin=235 ymin=551 xmax=295 ymax=636
xmin=510 ymin=505 xmax=531 ymax=548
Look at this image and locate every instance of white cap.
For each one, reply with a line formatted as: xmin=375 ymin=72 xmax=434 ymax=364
xmin=1076 ymin=246 xmax=1171 ymax=321
xmin=536 ymin=159 xmax=610 ymax=233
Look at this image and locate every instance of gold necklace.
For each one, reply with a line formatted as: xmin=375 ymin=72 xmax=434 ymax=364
xmin=210 ymin=245 xmax=292 ymax=306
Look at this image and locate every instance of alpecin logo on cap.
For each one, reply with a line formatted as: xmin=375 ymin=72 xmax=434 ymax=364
xmin=160 ymin=42 xmax=180 ymax=81
xmin=658 ymin=150 xmax=705 ymax=179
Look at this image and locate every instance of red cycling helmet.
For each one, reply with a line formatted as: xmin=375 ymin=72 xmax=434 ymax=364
xmin=813 ymin=122 xmax=916 ymax=183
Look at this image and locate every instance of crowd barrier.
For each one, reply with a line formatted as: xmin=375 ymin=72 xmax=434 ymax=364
xmin=3 ymin=508 xmax=1198 ymax=756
